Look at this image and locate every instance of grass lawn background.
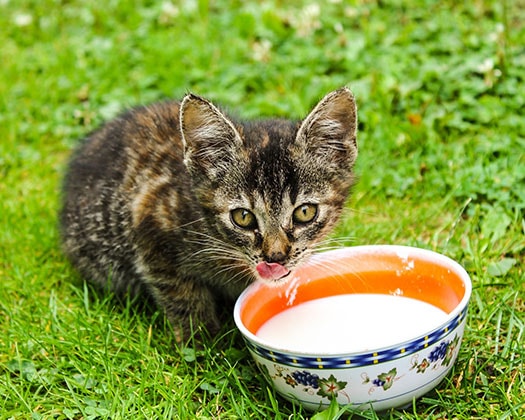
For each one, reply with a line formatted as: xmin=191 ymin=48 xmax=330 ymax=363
xmin=1 ymin=0 xmax=523 ymax=418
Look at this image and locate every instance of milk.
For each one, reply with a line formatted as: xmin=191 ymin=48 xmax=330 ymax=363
xmin=256 ymin=294 xmax=448 ymax=353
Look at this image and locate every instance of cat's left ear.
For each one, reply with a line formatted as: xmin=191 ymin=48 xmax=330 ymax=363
xmin=180 ymin=93 xmax=243 ymax=178
xmin=295 ymin=87 xmax=358 ymax=168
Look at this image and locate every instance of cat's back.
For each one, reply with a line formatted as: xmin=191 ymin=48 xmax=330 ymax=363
xmin=63 ymin=101 xmax=189 ymax=208
xmin=68 ymin=100 xmax=183 ymax=179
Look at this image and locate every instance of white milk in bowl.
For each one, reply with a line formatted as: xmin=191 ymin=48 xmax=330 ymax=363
xmin=256 ymin=294 xmax=449 ymax=353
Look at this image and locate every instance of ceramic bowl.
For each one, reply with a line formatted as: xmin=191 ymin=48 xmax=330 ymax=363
xmin=234 ymin=245 xmax=471 ymax=411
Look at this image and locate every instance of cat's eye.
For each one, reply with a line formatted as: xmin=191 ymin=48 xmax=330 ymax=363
xmin=292 ymin=204 xmax=318 ymax=225
xmin=230 ymin=208 xmax=258 ymax=230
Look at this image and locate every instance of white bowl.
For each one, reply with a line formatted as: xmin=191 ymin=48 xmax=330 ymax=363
xmin=234 ymin=245 xmax=471 ymax=411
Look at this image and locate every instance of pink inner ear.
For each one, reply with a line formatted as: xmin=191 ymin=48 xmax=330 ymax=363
xmin=256 ymin=262 xmax=290 ymax=280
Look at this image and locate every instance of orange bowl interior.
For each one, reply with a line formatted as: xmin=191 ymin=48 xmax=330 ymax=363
xmin=240 ymin=249 xmax=467 ymax=335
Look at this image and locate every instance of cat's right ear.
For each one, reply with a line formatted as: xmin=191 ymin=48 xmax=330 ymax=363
xmin=180 ymin=94 xmax=243 ymax=179
xmin=295 ymin=87 xmax=358 ymax=170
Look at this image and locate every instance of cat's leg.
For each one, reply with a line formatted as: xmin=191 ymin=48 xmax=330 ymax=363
xmin=149 ymin=280 xmax=220 ymax=343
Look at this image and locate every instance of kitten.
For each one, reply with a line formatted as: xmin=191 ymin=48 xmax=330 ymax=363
xmin=60 ymin=87 xmax=358 ymax=340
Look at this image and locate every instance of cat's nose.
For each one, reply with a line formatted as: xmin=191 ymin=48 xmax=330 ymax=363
xmin=261 ymin=231 xmax=291 ymax=264
xmin=266 ymin=252 xmax=287 ymax=264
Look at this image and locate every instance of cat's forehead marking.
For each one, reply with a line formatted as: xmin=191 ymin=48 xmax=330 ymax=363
xmin=251 ymin=189 xmax=295 ymax=231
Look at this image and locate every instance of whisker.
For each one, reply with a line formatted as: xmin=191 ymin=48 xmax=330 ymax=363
xmin=218 ymin=264 xmax=254 ymax=286
xmin=315 ymin=255 xmax=371 ymax=291
xmin=174 ymin=217 xmax=206 ymax=230
xmin=179 ymin=229 xmax=248 ymax=261
xmin=184 ymin=245 xmax=245 ymax=261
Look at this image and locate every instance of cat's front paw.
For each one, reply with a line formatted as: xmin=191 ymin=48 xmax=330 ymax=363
xmin=168 ymin=313 xmax=221 ymax=345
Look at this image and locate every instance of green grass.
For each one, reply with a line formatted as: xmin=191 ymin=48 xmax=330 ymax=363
xmin=1 ymin=0 xmax=524 ymax=418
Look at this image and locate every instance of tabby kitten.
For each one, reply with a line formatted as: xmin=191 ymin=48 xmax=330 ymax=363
xmin=60 ymin=87 xmax=358 ymax=340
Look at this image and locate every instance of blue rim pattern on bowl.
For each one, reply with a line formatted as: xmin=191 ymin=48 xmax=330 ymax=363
xmin=244 ymin=306 xmax=468 ymax=369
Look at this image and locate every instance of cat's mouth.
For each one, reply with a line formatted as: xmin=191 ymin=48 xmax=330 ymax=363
xmin=255 ymin=261 xmax=291 ymax=282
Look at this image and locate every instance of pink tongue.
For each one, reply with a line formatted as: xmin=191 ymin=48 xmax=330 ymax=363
xmin=256 ymin=262 xmax=290 ymax=280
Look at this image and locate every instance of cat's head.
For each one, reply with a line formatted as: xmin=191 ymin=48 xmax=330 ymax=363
xmin=180 ymin=88 xmax=358 ymax=285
